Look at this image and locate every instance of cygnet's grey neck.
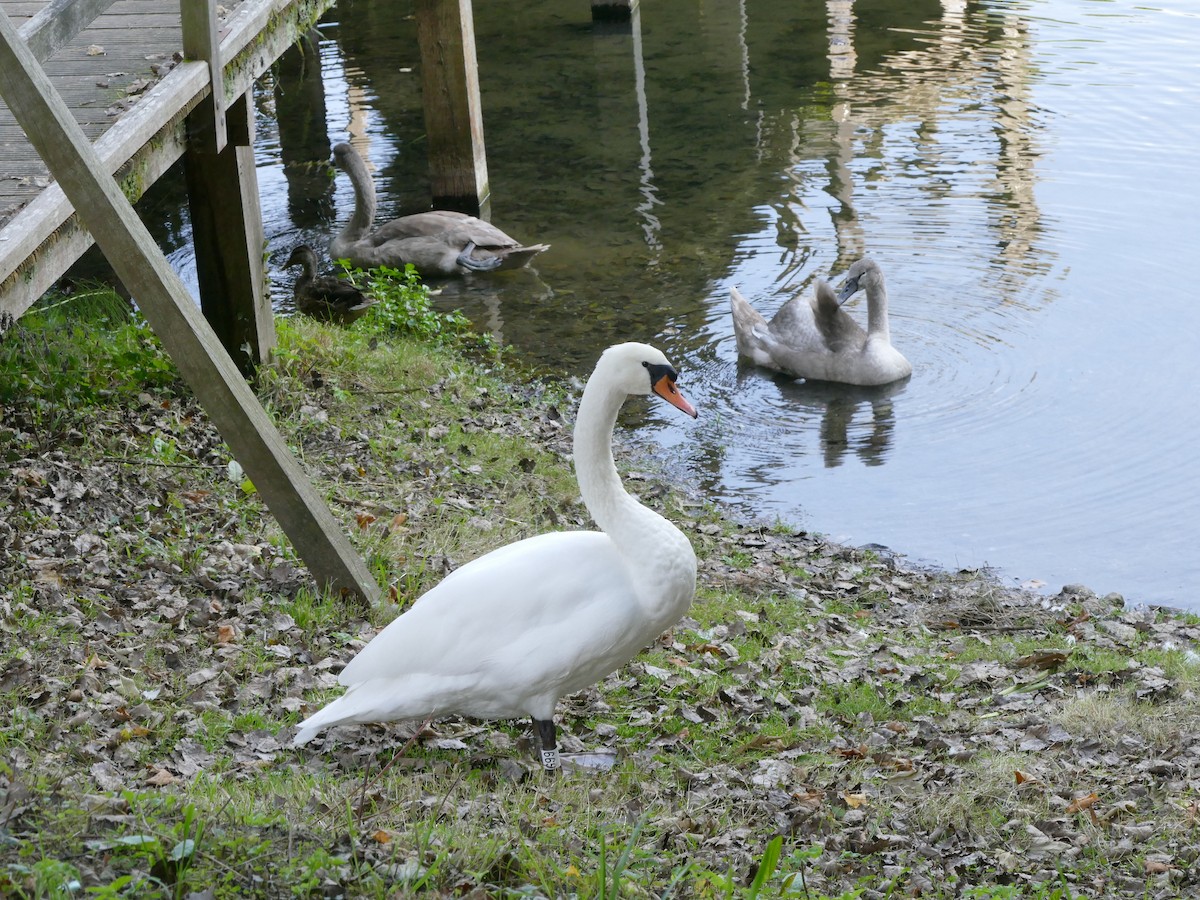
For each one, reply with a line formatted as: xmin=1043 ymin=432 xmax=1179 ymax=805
xmin=866 ymin=279 xmax=890 ymax=340
xmin=341 ymin=153 xmax=377 ymax=242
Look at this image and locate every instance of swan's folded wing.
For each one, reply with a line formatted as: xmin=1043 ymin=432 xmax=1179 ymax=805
xmin=813 ymin=279 xmax=841 ymax=316
xmin=368 ymin=211 xmax=476 ymax=243
xmin=338 ymin=531 xmax=632 ymax=685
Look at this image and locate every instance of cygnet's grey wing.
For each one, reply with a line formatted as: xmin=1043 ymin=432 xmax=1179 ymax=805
xmin=767 ymin=293 xmax=832 ymax=354
xmin=810 ymin=279 xmax=867 ymax=352
xmin=368 ymin=211 xmax=477 ymax=244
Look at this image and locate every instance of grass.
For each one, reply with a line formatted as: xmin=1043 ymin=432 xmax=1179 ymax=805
xmin=3 ymin=284 xmax=1200 ymax=898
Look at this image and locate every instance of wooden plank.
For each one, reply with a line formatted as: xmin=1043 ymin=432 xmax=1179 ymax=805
xmin=180 ymin=0 xmax=225 ymax=151
xmin=414 ymin=0 xmax=488 ymax=213
xmin=0 ymin=7 xmax=380 ymax=605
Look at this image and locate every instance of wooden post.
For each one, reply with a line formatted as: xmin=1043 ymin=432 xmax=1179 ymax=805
xmin=181 ymin=0 xmax=271 ymax=373
xmin=0 ymin=8 xmax=381 ymax=606
xmin=415 ymin=0 xmax=488 ymax=213
xmin=183 ymin=90 xmax=275 ymax=374
xmin=181 ymin=0 xmax=227 ymax=152
xmin=592 ymin=0 xmax=636 ymax=24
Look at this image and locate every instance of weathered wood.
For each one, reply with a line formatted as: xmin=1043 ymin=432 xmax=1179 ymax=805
xmin=0 ymin=62 xmax=208 ymax=315
xmin=184 ymin=90 xmax=274 ymax=372
xmin=180 ymin=0 xmax=225 ymax=151
xmin=0 ymin=0 xmax=334 ymax=322
xmin=21 ymin=0 xmax=118 ymax=61
xmin=0 ymin=7 xmax=380 ymax=604
xmin=414 ymin=0 xmax=488 ymax=213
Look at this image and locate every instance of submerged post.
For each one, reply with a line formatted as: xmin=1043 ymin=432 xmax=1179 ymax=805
xmin=415 ymin=0 xmax=489 ymax=214
xmin=592 ymin=0 xmax=636 ymax=23
xmin=183 ymin=90 xmax=275 ymax=374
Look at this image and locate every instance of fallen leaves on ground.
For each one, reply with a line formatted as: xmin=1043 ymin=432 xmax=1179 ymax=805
xmin=2 ymin=339 xmax=1200 ymax=899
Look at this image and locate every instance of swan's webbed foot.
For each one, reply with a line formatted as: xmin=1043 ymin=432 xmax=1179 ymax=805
xmin=534 ymin=717 xmax=560 ymax=771
xmin=456 ymin=241 xmax=503 ymax=272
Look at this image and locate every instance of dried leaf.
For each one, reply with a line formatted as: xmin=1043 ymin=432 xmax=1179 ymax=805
xmin=834 ymin=744 xmax=869 ymax=760
xmin=186 ymin=667 xmax=221 ymax=687
xmin=1066 ymin=792 xmax=1098 ymax=814
xmin=1014 ymin=650 xmax=1069 ymax=670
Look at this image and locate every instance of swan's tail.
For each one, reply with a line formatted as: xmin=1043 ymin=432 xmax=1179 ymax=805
xmin=291 ymin=682 xmax=401 ymax=747
xmin=730 ymin=286 xmax=771 ymax=360
xmin=291 ymin=692 xmax=357 ymax=746
xmin=495 ymin=243 xmax=551 ymax=270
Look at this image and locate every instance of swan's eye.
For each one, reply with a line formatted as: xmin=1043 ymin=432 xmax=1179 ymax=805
xmin=643 ymin=362 xmax=681 ymax=388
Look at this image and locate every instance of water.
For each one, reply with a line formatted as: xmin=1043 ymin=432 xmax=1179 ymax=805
xmin=151 ymin=0 xmax=1200 ymax=610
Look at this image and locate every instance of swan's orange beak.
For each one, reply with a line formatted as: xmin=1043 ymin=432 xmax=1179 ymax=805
xmin=653 ymin=374 xmax=698 ymax=418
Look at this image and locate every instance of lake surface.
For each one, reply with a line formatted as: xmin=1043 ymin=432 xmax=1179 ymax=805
xmin=156 ymin=0 xmax=1200 ymax=610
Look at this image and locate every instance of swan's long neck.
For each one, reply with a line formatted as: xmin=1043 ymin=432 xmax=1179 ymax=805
xmin=573 ymin=374 xmax=692 ymax=598
xmin=865 ymin=278 xmax=890 ymax=340
xmin=573 ymin=378 xmax=641 ymax=539
xmin=338 ymin=153 xmax=377 ymax=245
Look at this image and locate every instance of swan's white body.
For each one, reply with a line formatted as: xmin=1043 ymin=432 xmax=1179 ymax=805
xmin=329 ymin=143 xmax=549 ymax=277
xmin=730 ymin=258 xmax=911 ymax=387
xmin=292 ymin=343 xmax=698 ymax=767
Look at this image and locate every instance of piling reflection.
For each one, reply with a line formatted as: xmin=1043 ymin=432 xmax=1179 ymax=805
xmin=273 ymin=31 xmax=335 ymax=229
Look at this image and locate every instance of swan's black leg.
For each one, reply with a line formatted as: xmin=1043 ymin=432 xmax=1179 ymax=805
xmin=456 ymin=241 xmax=503 ymax=272
xmin=534 ymin=717 xmax=559 ymax=771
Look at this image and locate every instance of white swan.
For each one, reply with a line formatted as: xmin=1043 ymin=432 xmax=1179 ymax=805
xmin=329 ymin=142 xmax=549 ymax=277
xmin=730 ymin=258 xmax=911 ymax=386
xmin=292 ymin=342 xmax=699 ymax=770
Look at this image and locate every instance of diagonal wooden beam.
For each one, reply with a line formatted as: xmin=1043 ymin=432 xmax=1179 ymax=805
xmin=19 ymin=0 xmax=119 ymax=62
xmin=0 ymin=8 xmax=380 ymax=606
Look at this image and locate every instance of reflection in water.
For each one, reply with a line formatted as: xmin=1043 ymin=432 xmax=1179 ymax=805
xmin=745 ymin=367 xmax=906 ymax=469
xmin=272 ymin=30 xmax=334 ymax=230
xmin=131 ymin=0 xmax=1200 ymax=608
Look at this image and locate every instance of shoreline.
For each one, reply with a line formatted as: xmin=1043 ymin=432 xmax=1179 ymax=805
xmin=3 ymin=309 xmax=1200 ymax=898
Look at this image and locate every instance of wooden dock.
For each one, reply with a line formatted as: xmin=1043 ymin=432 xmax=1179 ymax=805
xmin=0 ymin=0 xmax=331 ymax=327
xmin=0 ymin=0 xmax=526 ymax=605
xmin=0 ymin=0 xmax=386 ymax=605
